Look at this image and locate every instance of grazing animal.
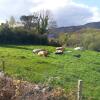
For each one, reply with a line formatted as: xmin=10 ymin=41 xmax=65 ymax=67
xmin=38 ymin=50 xmax=48 ymax=57
xmin=74 ymin=47 xmax=83 ymax=50
xmin=33 ymin=49 xmax=44 ymax=54
xmin=56 ymin=47 xmax=64 ymax=51
xmin=55 ymin=50 xmax=63 ymax=54
xmin=73 ymin=54 xmax=81 ymax=58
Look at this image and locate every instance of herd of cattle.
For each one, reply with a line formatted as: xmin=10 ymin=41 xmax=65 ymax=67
xmin=32 ymin=47 xmax=84 ymax=57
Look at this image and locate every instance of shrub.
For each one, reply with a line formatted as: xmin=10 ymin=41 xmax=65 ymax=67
xmin=0 ymin=26 xmax=48 ymax=45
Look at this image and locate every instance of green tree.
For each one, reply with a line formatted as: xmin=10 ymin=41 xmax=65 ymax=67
xmin=36 ymin=10 xmax=50 ymax=35
xmin=20 ymin=15 xmax=38 ymax=29
xmin=58 ymin=33 xmax=68 ymax=46
xmin=20 ymin=10 xmax=53 ymax=35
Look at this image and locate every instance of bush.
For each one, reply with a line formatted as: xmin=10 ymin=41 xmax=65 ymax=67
xmin=0 ymin=26 xmax=48 ymax=45
xmin=66 ymin=29 xmax=100 ymax=51
xmin=48 ymin=38 xmax=61 ymax=46
xmin=88 ymin=41 xmax=100 ymax=52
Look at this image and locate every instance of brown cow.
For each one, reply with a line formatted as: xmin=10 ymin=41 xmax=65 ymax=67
xmin=38 ymin=50 xmax=48 ymax=57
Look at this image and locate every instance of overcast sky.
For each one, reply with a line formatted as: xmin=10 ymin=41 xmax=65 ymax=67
xmin=0 ymin=0 xmax=100 ymax=27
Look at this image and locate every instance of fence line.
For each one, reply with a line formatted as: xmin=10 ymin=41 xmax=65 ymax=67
xmin=0 ymin=61 xmax=83 ymax=100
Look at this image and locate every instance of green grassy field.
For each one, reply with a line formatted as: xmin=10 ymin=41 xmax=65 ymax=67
xmin=0 ymin=45 xmax=100 ymax=99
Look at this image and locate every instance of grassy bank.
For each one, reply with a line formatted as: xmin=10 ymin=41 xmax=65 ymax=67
xmin=0 ymin=45 xmax=100 ymax=99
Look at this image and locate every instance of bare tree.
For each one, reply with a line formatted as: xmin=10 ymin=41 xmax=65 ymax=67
xmin=20 ymin=10 xmax=56 ymax=35
xmin=36 ymin=10 xmax=50 ymax=34
xmin=9 ymin=16 xmax=16 ymax=27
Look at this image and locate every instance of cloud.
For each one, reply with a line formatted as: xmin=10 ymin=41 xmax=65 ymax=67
xmin=30 ymin=0 xmax=72 ymax=12
xmin=89 ymin=7 xmax=100 ymax=22
xmin=0 ymin=0 xmax=33 ymax=20
xmin=0 ymin=0 xmax=100 ymax=26
xmin=30 ymin=0 xmax=100 ymax=26
xmin=53 ymin=2 xmax=94 ymax=26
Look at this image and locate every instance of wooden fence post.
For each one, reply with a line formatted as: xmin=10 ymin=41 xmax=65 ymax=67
xmin=2 ymin=61 xmax=5 ymax=72
xmin=77 ymin=80 xmax=83 ymax=100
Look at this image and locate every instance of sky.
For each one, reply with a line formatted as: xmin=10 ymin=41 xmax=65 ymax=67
xmin=0 ymin=0 xmax=100 ymax=27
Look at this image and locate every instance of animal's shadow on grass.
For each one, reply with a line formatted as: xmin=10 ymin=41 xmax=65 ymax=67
xmin=36 ymin=61 xmax=49 ymax=64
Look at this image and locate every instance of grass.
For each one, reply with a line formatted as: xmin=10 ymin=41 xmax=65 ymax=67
xmin=0 ymin=45 xmax=100 ymax=99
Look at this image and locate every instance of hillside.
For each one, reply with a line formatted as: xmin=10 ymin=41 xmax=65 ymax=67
xmin=0 ymin=45 xmax=100 ymax=99
xmin=50 ymin=21 xmax=100 ymax=34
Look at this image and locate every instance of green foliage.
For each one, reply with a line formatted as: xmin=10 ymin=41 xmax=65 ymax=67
xmin=88 ymin=40 xmax=100 ymax=51
xmin=67 ymin=29 xmax=100 ymax=51
xmin=48 ymin=38 xmax=60 ymax=46
xmin=58 ymin=33 xmax=68 ymax=46
xmin=20 ymin=15 xmax=38 ymax=29
xmin=37 ymin=15 xmax=48 ymax=34
xmin=0 ymin=26 xmax=48 ymax=45
xmin=67 ymin=33 xmax=80 ymax=47
xmin=81 ymin=29 xmax=100 ymax=51
xmin=20 ymin=11 xmax=50 ymax=35
xmin=36 ymin=11 xmax=49 ymax=35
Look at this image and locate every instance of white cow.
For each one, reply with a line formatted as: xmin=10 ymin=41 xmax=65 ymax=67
xmin=74 ymin=47 xmax=83 ymax=50
xmin=33 ymin=49 xmax=44 ymax=54
xmin=56 ymin=47 xmax=64 ymax=51
xmin=55 ymin=50 xmax=63 ymax=54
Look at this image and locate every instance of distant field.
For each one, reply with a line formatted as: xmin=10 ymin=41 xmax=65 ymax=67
xmin=0 ymin=45 xmax=100 ymax=99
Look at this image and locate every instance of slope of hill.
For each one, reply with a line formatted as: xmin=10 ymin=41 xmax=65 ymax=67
xmin=0 ymin=45 xmax=100 ymax=100
xmin=51 ymin=21 xmax=100 ymax=33
xmin=84 ymin=21 xmax=100 ymax=28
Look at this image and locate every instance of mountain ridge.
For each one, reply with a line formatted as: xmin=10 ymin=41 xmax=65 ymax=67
xmin=51 ymin=21 xmax=100 ymax=33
